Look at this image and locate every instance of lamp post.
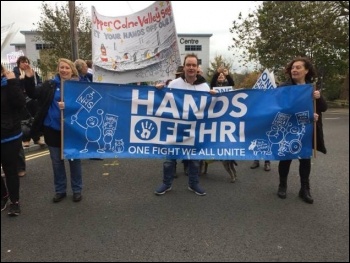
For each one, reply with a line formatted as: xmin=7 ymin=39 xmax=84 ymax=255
xmin=69 ymin=1 xmax=79 ymax=61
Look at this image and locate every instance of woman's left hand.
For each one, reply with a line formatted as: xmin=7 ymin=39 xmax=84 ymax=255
xmin=314 ymin=113 xmax=319 ymax=122
xmin=58 ymin=101 xmax=65 ymax=110
xmin=313 ymin=90 xmax=321 ymax=99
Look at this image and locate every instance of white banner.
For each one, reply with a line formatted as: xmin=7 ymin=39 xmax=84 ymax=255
xmin=6 ymin=50 xmax=24 ymax=64
xmin=91 ymin=1 xmax=181 ymax=84
xmin=252 ymin=68 xmax=277 ymax=89
xmin=1 ymin=22 xmax=17 ymax=53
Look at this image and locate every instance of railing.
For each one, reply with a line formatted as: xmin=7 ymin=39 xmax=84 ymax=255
xmin=1 ymin=62 xmax=42 ymax=76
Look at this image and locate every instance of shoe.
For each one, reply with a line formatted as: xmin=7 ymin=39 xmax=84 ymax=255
xmin=8 ymin=202 xmax=20 ymax=216
xmin=188 ymin=184 xmax=206 ymax=196
xmin=53 ymin=193 xmax=67 ymax=203
xmin=73 ymin=193 xmax=82 ymax=202
xmin=250 ymin=160 xmax=260 ymax=169
xmin=18 ymin=171 xmax=26 ymax=177
xmin=154 ymin=184 xmax=172 ymax=195
xmin=34 ymin=140 xmax=46 ymax=146
xmin=264 ymin=162 xmax=271 ymax=171
xmin=277 ymin=186 xmax=287 ymax=199
xmin=1 ymin=196 xmax=9 ymax=211
xmin=22 ymin=141 xmax=30 ymax=147
xmin=299 ymin=188 xmax=314 ymax=204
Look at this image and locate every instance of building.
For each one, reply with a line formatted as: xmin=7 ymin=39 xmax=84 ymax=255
xmin=10 ymin=31 xmax=212 ymax=78
xmin=176 ymin=33 xmax=212 ymax=78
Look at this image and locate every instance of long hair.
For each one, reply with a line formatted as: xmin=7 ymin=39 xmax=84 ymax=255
xmin=57 ymin=58 xmax=79 ymax=79
xmin=285 ymin=57 xmax=316 ymax=83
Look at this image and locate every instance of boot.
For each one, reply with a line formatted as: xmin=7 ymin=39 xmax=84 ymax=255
xmin=277 ymin=176 xmax=287 ymax=199
xmin=250 ymin=160 xmax=260 ymax=169
xmin=299 ymin=180 xmax=314 ymax=204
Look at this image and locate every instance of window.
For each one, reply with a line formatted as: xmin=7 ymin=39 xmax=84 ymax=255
xmin=35 ymin=43 xmax=54 ymax=50
xmin=184 ymin=45 xmax=202 ymax=51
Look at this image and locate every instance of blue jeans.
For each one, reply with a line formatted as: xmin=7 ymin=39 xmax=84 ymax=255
xmin=48 ymin=146 xmax=82 ymax=194
xmin=163 ymin=159 xmax=200 ymax=187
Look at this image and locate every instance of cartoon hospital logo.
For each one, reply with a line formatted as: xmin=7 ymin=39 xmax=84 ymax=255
xmin=135 ymin=119 xmax=158 ymax=140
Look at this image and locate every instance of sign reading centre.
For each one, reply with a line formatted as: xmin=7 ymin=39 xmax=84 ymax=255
xmin=179 ymin=38 xmax=200 ymax=44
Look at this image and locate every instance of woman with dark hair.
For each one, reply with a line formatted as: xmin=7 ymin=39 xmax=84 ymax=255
xmin=277 ymin=57 xmax=327 ymax=204
xmin=1 ymin=64 xmax=32 ymax=216
xmin=210 ymin=66 xmax=235 ymax=89
xmin=13 ymin=56 xmax=43 ymax=147
xmin=13 ymin=56 xmax=44 ymax=177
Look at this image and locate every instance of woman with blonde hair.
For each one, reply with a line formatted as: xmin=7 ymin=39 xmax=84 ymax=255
xmin=30 ymin=58 xmax=83 ymax=203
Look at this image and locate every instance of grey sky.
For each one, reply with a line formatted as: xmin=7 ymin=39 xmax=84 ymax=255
xmin=1 ymin=1 xmax=260 ymax=71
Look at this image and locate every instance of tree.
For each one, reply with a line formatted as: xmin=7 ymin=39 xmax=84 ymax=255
xmin=229 ymin=1 xmax=349 ymax=100
xmin=332 ymin=1 xmax=349 ymax=17
xmin=235 ymin=71 xmax=260 ymax=89
xmin=34 ymin=1 xmax=92 ymax=76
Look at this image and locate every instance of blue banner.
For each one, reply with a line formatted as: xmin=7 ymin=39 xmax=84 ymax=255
xmin=63 ymin=81 xmax=314 ymax=160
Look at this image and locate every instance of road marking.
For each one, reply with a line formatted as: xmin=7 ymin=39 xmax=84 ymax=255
xmin=26 ymin=150 xmax=50 ymax=160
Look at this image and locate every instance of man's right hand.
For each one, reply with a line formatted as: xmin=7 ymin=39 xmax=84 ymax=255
xmin=155 ymin=83 xmax=165 ymax=89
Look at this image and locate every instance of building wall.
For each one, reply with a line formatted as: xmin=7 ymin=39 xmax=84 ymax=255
xmin=23 ymin=32 xmax=41 ymax=64
xmin=177 ymin=34 xmax=212 ymax=79
xmin=13 ymin=31 xmax=212 ymax=79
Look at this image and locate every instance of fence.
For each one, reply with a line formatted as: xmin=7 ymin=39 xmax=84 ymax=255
xmin=1 ymin=62 xmax=42 ymax=77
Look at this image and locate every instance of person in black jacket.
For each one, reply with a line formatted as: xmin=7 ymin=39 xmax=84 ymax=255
xmin=13 ymin=56 xmax=44 ymax=178
xmin=277 ymin=57 xmax=327 ymax=204
xmin=210 ymin=66 xmax=235 ymax=89
xmin=1 ymin=64 xmax=32 ymax=216
xmin=13 ymin=56 xmax=44 ymax=147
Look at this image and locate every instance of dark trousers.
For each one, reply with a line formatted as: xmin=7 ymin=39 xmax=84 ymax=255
xmin=1 ymin=138 xmax=22 ymax=203
xmin=18 ymin=147 xmax=26 ymax=172
xmin=278 ymin=159 xmax=311 ymax=181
